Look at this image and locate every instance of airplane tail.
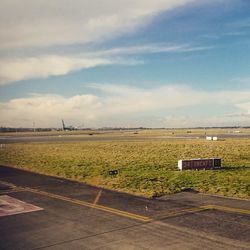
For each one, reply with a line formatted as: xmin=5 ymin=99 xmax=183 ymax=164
xmin=62 ymin=119 xmax=65 ymax=130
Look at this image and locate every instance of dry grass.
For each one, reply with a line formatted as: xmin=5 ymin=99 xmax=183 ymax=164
xmin=0 ymin=138 xmax=249 ymax=198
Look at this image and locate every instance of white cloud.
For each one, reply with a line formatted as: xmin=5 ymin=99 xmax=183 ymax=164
xmin=0 ymin=42 xmax=210 ymax=85
xmin=236 ymin=102 xmax=250 ymax=114
xmin=92 ymin=44 xmax=212 ymax=56
xmin=0 ymin=0 xmax=197 ymax=50
xmin=90 ymin=83 xmax=250 ymax=113
xmin=0 ymin=55 xmax=142 ymax=85
xmin=0 ymin=94 xmax=102 ymax=128
xmin=231 ymin=77 xmax=250 ymax=84
xmin=1 ymin=84 xmax=250 ymax=128
xmin=0 ymin=0 xmax=213 ymax=85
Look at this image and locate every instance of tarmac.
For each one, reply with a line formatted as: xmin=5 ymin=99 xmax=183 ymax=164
xmin=1 ymin=131 xmax=250 ymax=144
xmin=0 ymin=165 xmax=249 ymax=250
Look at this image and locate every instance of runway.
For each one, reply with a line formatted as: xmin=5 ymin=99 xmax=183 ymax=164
xmin=0 ymin=166 xmax=249 ymax=249
xmin=1 ymin=132 xmax=250 ymax=144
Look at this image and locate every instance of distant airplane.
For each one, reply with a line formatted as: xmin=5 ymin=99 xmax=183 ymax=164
xmin=62 ymin=119 xmax=75 ymax=131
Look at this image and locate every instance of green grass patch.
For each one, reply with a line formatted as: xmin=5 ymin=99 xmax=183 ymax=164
xmin=0 ymin=139 xmax=249 ymax=198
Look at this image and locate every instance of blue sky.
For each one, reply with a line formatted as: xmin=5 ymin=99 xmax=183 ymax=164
xmin=0 ymin=0 xmax=250 ymax=128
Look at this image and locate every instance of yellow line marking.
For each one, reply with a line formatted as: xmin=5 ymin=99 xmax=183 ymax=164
xmin=0 ymin=181 xmax=150 ymax=222
xmin=23 ymin=187 xmax=151 ymax=222
xmin=1 ymin=181 xmax=249 ymax=221
xmin=201 ymin=205 xmax=250 ymax=215
xmin=154 ymin=204 xmax=250 ymax=220
xmin=0 ymin=188 xmax=24 ymax=195
xmin=0 ymin=180 xmax=17 ymax=189
xmin=153 ymin=206 xmax=210 ymax=219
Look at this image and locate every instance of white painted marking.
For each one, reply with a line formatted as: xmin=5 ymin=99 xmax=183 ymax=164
xmin=0 ymin=195 xmax=43 ymax=217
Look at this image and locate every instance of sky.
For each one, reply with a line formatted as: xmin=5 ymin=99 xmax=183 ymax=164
xmin=0 ymin=0 xmax=250 ymax=128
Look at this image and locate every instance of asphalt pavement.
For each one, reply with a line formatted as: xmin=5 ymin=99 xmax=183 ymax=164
xmin=0 ymin=165 xmax=249 ymax=250
xmin=1 ymin=132 xmax=250 ymax=144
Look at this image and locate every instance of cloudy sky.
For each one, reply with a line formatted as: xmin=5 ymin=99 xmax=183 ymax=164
xmin=1 ymin=0 xmax=250 ymax=128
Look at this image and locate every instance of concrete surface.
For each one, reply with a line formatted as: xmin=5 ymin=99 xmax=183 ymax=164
xmin=0 ymin=165 xmax=249 ymax=250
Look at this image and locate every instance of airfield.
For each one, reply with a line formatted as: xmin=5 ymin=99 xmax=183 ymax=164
xmin=1 ymin=128 xmax=250 ymax=144
xmin=0 ymin=129 xmax=250 ymax=249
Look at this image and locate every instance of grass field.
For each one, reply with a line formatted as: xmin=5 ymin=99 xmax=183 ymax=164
xmin=0 ymin=137 xmax=249 ymax=198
